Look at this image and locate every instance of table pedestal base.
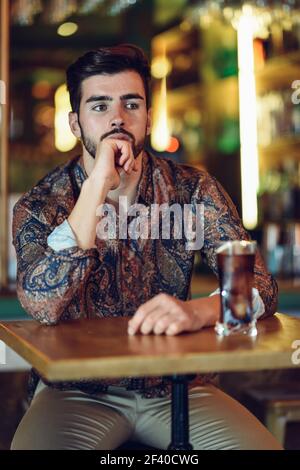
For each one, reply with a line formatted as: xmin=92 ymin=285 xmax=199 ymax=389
xmin=167 ymin=374 xmax=196 ymax=450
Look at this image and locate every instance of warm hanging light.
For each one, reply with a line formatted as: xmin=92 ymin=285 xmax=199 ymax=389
xmin=151 ymin=56 xmax=172 ymax=79
xmin=151 ymin=41 xmax=171 ymax=152
xmin=237 ymin=6 xmax=259 ymax=229
xmin=151 ymin=75 xmax=171 ymax=152
xmin=54 ymin=84 xmax=77 ymax=152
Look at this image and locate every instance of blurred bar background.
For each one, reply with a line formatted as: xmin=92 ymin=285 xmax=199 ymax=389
xmin=0 ymin=0 xmax=300 ymax=450
xmin=0 ymin=1 xmax=300 ymax=304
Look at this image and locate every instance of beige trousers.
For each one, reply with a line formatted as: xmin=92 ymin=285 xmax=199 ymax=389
xmin=11 ymin=382 xmax=282 ymax=450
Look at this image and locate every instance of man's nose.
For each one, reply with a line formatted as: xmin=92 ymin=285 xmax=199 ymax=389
xmin=110 ymin=108 xmax=125 ymax=128
xmin=111 ymin=117 xmax=125 ymax=128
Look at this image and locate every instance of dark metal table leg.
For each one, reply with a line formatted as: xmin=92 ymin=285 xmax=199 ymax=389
xmin=167 ymin=374 xmax=195 ymax=450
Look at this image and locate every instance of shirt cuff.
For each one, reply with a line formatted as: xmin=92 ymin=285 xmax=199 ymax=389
xmin=209 ymin=287 xmax=265 ymax=319
xmin=47 ymin=219 xmax=78 ymax=252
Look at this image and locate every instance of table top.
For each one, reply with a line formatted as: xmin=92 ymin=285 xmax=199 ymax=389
xmin=0 ymin=313 xmax=299 ymax=381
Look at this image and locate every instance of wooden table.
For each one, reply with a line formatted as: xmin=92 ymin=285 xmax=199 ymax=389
xmin=1 ymin=313 xmax=300 ymax=449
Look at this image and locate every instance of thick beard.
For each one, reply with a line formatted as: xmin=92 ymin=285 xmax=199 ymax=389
xmin=78 ymin=121 xmax=146 ymax=160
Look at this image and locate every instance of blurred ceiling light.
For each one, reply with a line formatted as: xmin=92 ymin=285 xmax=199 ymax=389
xmin=79 ymin=0 xmax=105 ymax=14
xmin=237 ymin=11 xmax=259 ymax=229
xmin=190 ymin=1 xmax=300 ymax=38
xmin=151 ymin=76 xmax=171 ymax=152
xmin=151 ymin=56 xmax=172 ymax=79
xmin=57 ymin=21 xmax=78 ymax=36
xmin=54 ymin=84 xmax=77 ymax=152
xmin=166 ymin=137 xmax=180 ymax=153
xmin=46 ymin=0 xmax=77 ymax=24
xmin=12 ymin=0 xmax=141 ymax=24
xmin=32 ymin=80 xmax=52 ymax=99
xmin=11 ymin=0 xmax=42 ymax=25
xmin=107 ymin=0 xmax=137 ymax=16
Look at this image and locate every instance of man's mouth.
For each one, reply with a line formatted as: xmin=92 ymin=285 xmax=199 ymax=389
xmin=106 ymin=133 xmax=132 ymax=142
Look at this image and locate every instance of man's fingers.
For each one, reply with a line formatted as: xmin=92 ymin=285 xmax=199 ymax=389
xmin=124 ymin=159 xmax=134 ymax=173
xmin=152 ymin=312 xmax=182 ymax=335
xmin=97 ymin=138 xmax=136 ymax=175
xmin=117 ymin=145 xmax=131 ymax=166
xmin=128 ymin=294 xmax=167 ymax=334
xmin=165 ymin=318 xmax=190 ymax=336
xmin=113 ymin=142 xmax=135 ymax=173
xmin=150 ymin=310 xmax=188 ymax=335
xmin=128 ymin=302 xmax=159 ymax=335
xmin=140 ymin=309 xmax=171 ymax=335
xmin=128 ymin=294 xmax=177 ymax=335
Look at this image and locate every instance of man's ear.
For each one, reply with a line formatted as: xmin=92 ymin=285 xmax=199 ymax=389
xmin=146 ymin=107 xmax=152 ymax=136
xmin=68 ymin=112 xmax=81 ymax=138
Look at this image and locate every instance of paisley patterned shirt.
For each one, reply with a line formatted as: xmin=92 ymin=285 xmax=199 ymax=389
xmin=12 ymin=152 xmax=278 ymax=401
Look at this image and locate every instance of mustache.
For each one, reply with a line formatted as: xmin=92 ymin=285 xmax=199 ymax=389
xmin=100 ymin=128 xmax=135 ymax=142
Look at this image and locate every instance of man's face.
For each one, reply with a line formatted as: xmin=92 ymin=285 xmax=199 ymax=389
xmin=69 ymin=70 xmax=151 ymax=159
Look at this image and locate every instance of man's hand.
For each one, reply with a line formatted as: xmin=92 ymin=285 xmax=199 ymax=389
xmin=91 ymin=138 xmax=138 ymax=191
xmin=127 ymin=293 xmax=221 ymax=336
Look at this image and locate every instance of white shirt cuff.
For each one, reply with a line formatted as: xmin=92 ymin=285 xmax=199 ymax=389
xmin=47 ymin=219 xmax=78 ymax=252
xmin=209 ymin=287 xmax=265 ymax=319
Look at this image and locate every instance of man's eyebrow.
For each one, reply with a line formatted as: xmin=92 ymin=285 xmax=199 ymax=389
xmin=120 ymin=93 xmax=144 ymax=101
xmin=85 ymin=95 xmax=113 ymax=104
xmin=85 ymin=93 xmax=144 ymax=104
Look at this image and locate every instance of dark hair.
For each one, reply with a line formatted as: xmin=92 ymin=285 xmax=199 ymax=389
xmin=66 ymin=44 xmax=151 ymax=114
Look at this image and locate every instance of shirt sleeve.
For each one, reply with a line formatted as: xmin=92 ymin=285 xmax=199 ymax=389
xmin=193 ymin=172 xmax=278 ymax=319
xmin=47 ymin=219 xmax=78 ymax=251
xmin=13 ymin=201 xmax=102 ymax=325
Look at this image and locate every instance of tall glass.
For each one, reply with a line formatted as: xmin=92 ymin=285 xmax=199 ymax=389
xmin=215 ymin=240 xmax=257 ymax=337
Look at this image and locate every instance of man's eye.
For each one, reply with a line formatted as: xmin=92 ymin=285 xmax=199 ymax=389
xmin=93 ymin=104 xmax=107 ymax=112
xmin=126 ymin=102 xmax=139 ymax=110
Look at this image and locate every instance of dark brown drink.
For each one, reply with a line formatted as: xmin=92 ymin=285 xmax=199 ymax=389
xmin=217 ymin=252 xmax=255 ymax=327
